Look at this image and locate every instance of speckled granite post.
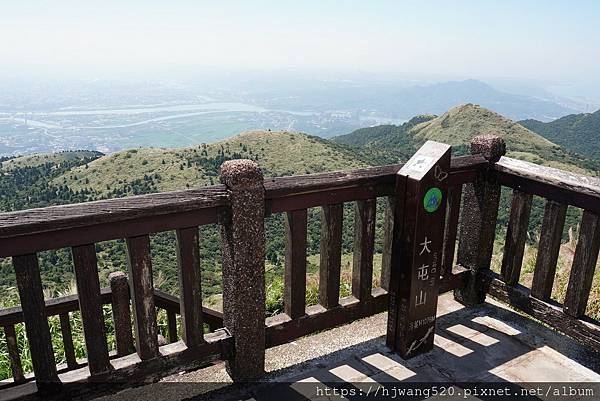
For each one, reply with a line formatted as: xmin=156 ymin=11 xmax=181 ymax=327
xmin=109 ymin=271 xmax=135 ymax=356
xmin=454 ymin=134 xmax=506 ymax=306
xmin=220 ymin=159 xmax=266 ymax=381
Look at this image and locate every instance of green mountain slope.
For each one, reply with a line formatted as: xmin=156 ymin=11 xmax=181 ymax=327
xmin=519 ymin=109 xmax=600 ymax=160
xmin=334 ymin=104 xmax=598 ymax=174
xmin=1 ymin=150 xmax=103 ymax=170
xmin=53 ymin=131 xmax=372 ymax=197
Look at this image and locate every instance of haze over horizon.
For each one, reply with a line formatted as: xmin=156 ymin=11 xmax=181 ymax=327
xmin=1 ymin=1 xmax=599 ymax=96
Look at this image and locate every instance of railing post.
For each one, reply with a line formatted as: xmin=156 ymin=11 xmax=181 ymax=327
xmin=109 ymin=271 xmax=135 ymax=357
xmin=454 ymin=134 xmax=506 ymax=306
xmin=219 ymin=159 xmax=266 ymax=381
xmin=386 ymin=141 xmax=451 ymax=358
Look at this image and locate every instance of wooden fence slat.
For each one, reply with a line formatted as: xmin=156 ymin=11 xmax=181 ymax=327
xmin=531 ymin=201 xmax=567 ymax=300
xmin=319 ymin=203 xmax=343 ymax=309
xmin=501 ymin=190 xmax=533 ymax=286
xmin=284 ymin=209 xmax=308 ymax=319
xmin=380 ymin=196 xmax=395 ymax=291
xmin=58 ymin=313 xmax=78 ymax=370
xmin=109 ymin=272 xmax=135 ymax=356
xmin=13 ymin=254 xmax=59 ymax=386
xmin=126 ymin=235 xmax=159 ymax=360
xmin=72 ymin=244 xmax=112 ymax=374
xmin=167 ymin=311 xmax=178 ymax=343
xmin=176 ymin=227 xmax=204 ymax=347
xmin=4 ymin=324 xmax=25 ymax=383
xmin=564 ymin=210 xmax=600 ymax=317
xmin=441 ymin=185 xmax=462 ymax=279
xmin=352 ymin=199 xmax=376 ymax=300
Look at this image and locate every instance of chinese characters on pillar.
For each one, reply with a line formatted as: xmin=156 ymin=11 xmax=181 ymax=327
xmin=386 ymin=141 xmax=451 ymax=359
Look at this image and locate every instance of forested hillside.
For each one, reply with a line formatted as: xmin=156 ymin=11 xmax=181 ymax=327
xmin=519 ymin=109 xmax=600 ymax=160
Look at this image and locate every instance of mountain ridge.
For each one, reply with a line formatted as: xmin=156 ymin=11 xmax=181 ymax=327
xmin=334 ymin=104 xmax=598 ymax=174
xmin=519 ymin=109 xmax=600 ymax=160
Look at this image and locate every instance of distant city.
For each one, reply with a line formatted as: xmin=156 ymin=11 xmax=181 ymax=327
xmin=0 ymin=75 xmax=597 ymax=157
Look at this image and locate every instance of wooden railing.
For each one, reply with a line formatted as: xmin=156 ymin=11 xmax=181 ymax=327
xmin=487 ymin=156 xmax=600 ymax=349
xmin=0 ymin=283 xmax=223 ymax=387
xmin=1 ymin=134 xmax=598 ymax=399
xmin=454 ymin=135 xmax=600 ymax=352
xmin=0 ymin=149 xmax=485 ymax=397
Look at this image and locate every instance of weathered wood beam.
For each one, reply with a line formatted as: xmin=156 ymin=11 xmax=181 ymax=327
xmin=58 ymin=313 xmax=78 ymax=370
xmin=352 ymin=199 xmax=376 ymax=301
xmin=380 ymin=196 xmax=395 ymax=291
xmin=284 ymin=209 xmax=308 ymax=319
xmin=494 ymin=156 xmax=600 ymax=214
xmin=176 ymin=226 xmax=204 ymax=347
xmin=531 ymin=201 xmax=567 ymax=300
xmin=564 ymin=210 xmax=600 ymax=317
xmin=441 ymin=185 xmax=462 ymax=279
xmin=13 ymin=254 xmax=60 ymax=390
xmin=126 ymin=235 xmax=159 ymax=360
xmin=485 ymin=271 xmax=600 ymax=352
xmin=3 ymin=324 xmax=25 ymax=383
xmin=500 ymin=190 xmax=533 ymax=286
xmin=319 ymin=203 xmax=343 ymax=309
xmin=72 ymin=244 xmax=112 ymax=374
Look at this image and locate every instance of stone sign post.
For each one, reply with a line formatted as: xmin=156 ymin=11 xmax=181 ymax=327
xmin=386 ymin=141 xmax=451 ymax=358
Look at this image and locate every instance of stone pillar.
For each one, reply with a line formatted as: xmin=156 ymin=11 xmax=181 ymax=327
xmin=219 ymin=159 xmax=266 ymax=381
xmin=109 ymin=271 xmax=135 ymax=357
xmin=454 ymin=134 xmax=506 ymax=306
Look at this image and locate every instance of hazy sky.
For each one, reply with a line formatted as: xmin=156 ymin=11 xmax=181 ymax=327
xmin=1 ymin=0 xmax=599 ymax=85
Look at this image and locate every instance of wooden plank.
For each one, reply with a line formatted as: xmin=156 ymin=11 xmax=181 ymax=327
xmin=267 ymin=288 xmax=388 ymax=348
xmin=284 ymin=209 xmax=308 ymax=319
xmin=3 ymin=324 xmax=25 ymax=383
xmin=12 ymin=254 xmax=59 ymax=386
xmin=126 ymin=235 xmax=159 ymax=360
xmin=264 ymin=155 xmax=486 ymax=199
xmin=265 ymin=155 xmax=486 ymax=214
xmin=109 ymin=272 xmax=135 ymax=357
xmin=58 ymin=313 xmax=78 ymax=370
xmin=485 ymin=271 xmax=600 ymax=353
xmin=167 ymin=311 xmax=178 ymax=343
xmin=319 ymin=204 xmax=343 ymax=309
xmin=531 ymin=201 xmax=567 ymax=300
xmin=267 ymin=185 xmax=390 ymax=215
xmin=564 ymin=210 xmax=600 ymax=317
xmin=72 ymin=244 xmax=112 ymax=374
xmin=494 ymin=156 xmax=600 ymax=214
xmin=380 ymin=196 xmax=395 ymax=291
xmin=352 ymin=199 xmax=376 ymax=300
xmin=0 ymin=208 xmax=221 ymax=258
xmin=500 ymin=190 xmax=533 ymax=286
xmin=175 ymin=227 xmax=204 ymax=347
xmin=0 ymin=186 xmax=228 ymax=239
xmin=0 ymin=288 xmax=112 ymax=327
xmin=441 ymin=185 xmax=462 ymax=279
xmin=152 ymin=289 xmax=223 ymax=332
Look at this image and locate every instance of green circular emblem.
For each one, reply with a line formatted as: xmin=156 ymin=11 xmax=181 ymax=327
xmin=423 ymin=187 xmax=442 ymax=213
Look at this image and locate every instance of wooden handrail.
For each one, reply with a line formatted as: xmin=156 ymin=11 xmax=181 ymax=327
xmin=0 ymin=288 xmax=223 ymax=329
xmin=479 ymin=154 xmax=600 ymax=353
xmin=494 ymin=156 xmax=600 ymax=214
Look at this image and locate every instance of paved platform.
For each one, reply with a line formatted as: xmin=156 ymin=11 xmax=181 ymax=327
xmin=96 ymin=293 xmax=600 ymax=401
